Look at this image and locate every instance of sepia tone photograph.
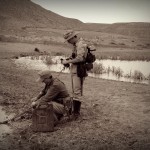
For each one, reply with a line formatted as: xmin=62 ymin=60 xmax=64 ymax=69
xmin=0 ymin=0 xmax=150 ymax=149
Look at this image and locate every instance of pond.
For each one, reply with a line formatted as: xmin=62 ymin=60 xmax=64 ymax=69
xmin=14 ymin=55 xmax=150 ymax=84
xmin=90 ymin=59 xmax=150 ymax=84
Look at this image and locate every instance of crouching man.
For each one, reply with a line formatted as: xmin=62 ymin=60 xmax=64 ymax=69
xmin=31 ymin=70 xmax=71 ymax=125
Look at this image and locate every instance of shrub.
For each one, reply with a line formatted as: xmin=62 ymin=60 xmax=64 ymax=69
xmin=43 ymin=56 xmax=53 ymax=65
xmin=114 ymin=67 xmax=123 ymax=77
xmin=111 ymin=66 xmax=123 ymax=77
xmin=106 ymin=66 xmax=111 ymax=74
xmin=132 ymin=70 xmax=145 ymax=80
xmin=90 ymin=63 xmax=105 ymax=74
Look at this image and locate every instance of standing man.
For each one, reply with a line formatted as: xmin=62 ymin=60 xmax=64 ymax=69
xmin=31 ymin=70 xmax=71 ymax=124
xmin=62 ymin=30 xmax=88 ymax=119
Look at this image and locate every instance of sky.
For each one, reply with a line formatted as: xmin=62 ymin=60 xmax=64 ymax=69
xmin=31 ymin=0 xmax=150 ymax=24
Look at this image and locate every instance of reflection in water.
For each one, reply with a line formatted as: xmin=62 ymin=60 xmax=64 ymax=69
xmin=92 ymin=59 xmax=150 ymax=84
xmin=15 ymin=56 xmax=69 ymax=72
xmin=0 ymin=106 xmax=13 ymax=137
xmin=89 ymin=72 xmax=149 ymax=84
xmin=95 ymin=59 xmax=150 ymax=77
xmin=14 ymin=56 xmax=150 ymax=84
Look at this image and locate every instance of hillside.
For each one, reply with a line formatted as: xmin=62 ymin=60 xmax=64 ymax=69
xmin=0 ymin=0 xmax=150 ymax=39
xmin=0 ymin=0 xmax=84 ymax=30
xmin=103 ymin=22 xmax=150 ymax=38
xmin=86 ymin=22 xmax=150 ymax=38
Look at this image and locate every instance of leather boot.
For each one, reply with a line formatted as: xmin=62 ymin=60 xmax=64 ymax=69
xmin=73 ymin=100 xmax=81 ymax=120
xmin=56 ymin=113 xmax=64 ymax=121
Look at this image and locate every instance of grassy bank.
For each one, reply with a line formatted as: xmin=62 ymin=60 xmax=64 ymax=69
xmin=95 ymin=46 xmax=150 ymax=61
xmin=1 ymin=36 xmax=150 ymax=61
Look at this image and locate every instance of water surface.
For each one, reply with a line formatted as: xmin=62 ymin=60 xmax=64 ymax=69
xmin=14 ymin=56 xmax=150 ymax=84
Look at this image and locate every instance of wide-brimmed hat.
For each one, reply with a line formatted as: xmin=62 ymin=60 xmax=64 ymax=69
xmin=63 ymin=30 xmax=79 ymax=42
xmin=36 ymin=70 xmax=52 ymax=82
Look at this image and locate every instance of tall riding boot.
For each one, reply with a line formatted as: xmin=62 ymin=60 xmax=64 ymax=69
xmin=73 ymin=100 xmax=81 ymax=119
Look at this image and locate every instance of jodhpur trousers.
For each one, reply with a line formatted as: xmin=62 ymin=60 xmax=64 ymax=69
xmin=52 ymin=97 xmax=71 ymax=114
xmin=52 ymin=101 xmax=65 ymax=114
xmin=71 ymin=73 xmax=84 ymax=102
xmin=51 ymin=96 xmax=71 ymax=120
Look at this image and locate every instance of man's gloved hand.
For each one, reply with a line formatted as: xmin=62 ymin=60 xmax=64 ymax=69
xmin=61 ymin=59 xmax=70 ymax=68
xmin=64 ymin=63 xmax=70 ymax=68
xmin=61 ymin=59 xmax=67 ymax=64
xmin=31 ymin=101 xmax=40 ymax=109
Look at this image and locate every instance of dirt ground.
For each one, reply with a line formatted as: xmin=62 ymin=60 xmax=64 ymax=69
xmin=0 ymin=42 xmax=150 ymax=150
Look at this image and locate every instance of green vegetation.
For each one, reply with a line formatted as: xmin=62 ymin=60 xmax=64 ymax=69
xmin=90 ymin=63 xmax=105 ymax=74
xmin=111 ymin=67 xmax=123 ymax=77
xmin=89 ymin=63 xmax=149 ymax=82
xmin=43 ymin=56 xmax=53 ymax=65
xmin=132 ymin=70 xmax=145 ymax=80
xmin=16 ymin=53 xmax=150 ymax=83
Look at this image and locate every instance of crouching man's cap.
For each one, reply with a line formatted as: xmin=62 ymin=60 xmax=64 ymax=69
xmin=63 ymin=30 xmax=79 ymax=42
xmin=36 ymin=70 xmax=52 ymax=82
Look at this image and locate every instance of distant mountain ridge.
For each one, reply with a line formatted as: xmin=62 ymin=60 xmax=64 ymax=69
xmin=0 ymin=0 xmax=150 ymax=38
xmin=86 ymin=22 xmax=150 ymax=38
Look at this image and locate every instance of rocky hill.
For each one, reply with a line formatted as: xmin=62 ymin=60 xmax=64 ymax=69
xmin=0 ymin=0 xmax=84 ymax=30
xmin=0 ymin=0 xmax=150 ymax=39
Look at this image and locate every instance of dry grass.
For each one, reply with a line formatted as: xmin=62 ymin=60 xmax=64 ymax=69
xmin=1 ymin=39 xmax=150 ymax=61
xmin=0 ymin=42 xmax=150 ymax=149
xmin=95 ymin=47 xmax=150 ymax=61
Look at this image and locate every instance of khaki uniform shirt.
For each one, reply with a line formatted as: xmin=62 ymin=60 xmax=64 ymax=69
xmin=37 ymin=78 xmax=70 ymax=104
xmin=66 ymin=38 xmax=88 ymax=73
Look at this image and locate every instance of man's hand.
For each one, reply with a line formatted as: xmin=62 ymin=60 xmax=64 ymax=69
xmin=61 ymin=59 xmax=68 ymax=65
xmin=31 ymin=97 xmax=38 ymax=102
xmin=61 ymin=59 xmax=70 ymax=68
xmin=31 ymin=101 xmax=40 ymax=109
xmin=64 ymin=63 xmax=70 ymax=68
